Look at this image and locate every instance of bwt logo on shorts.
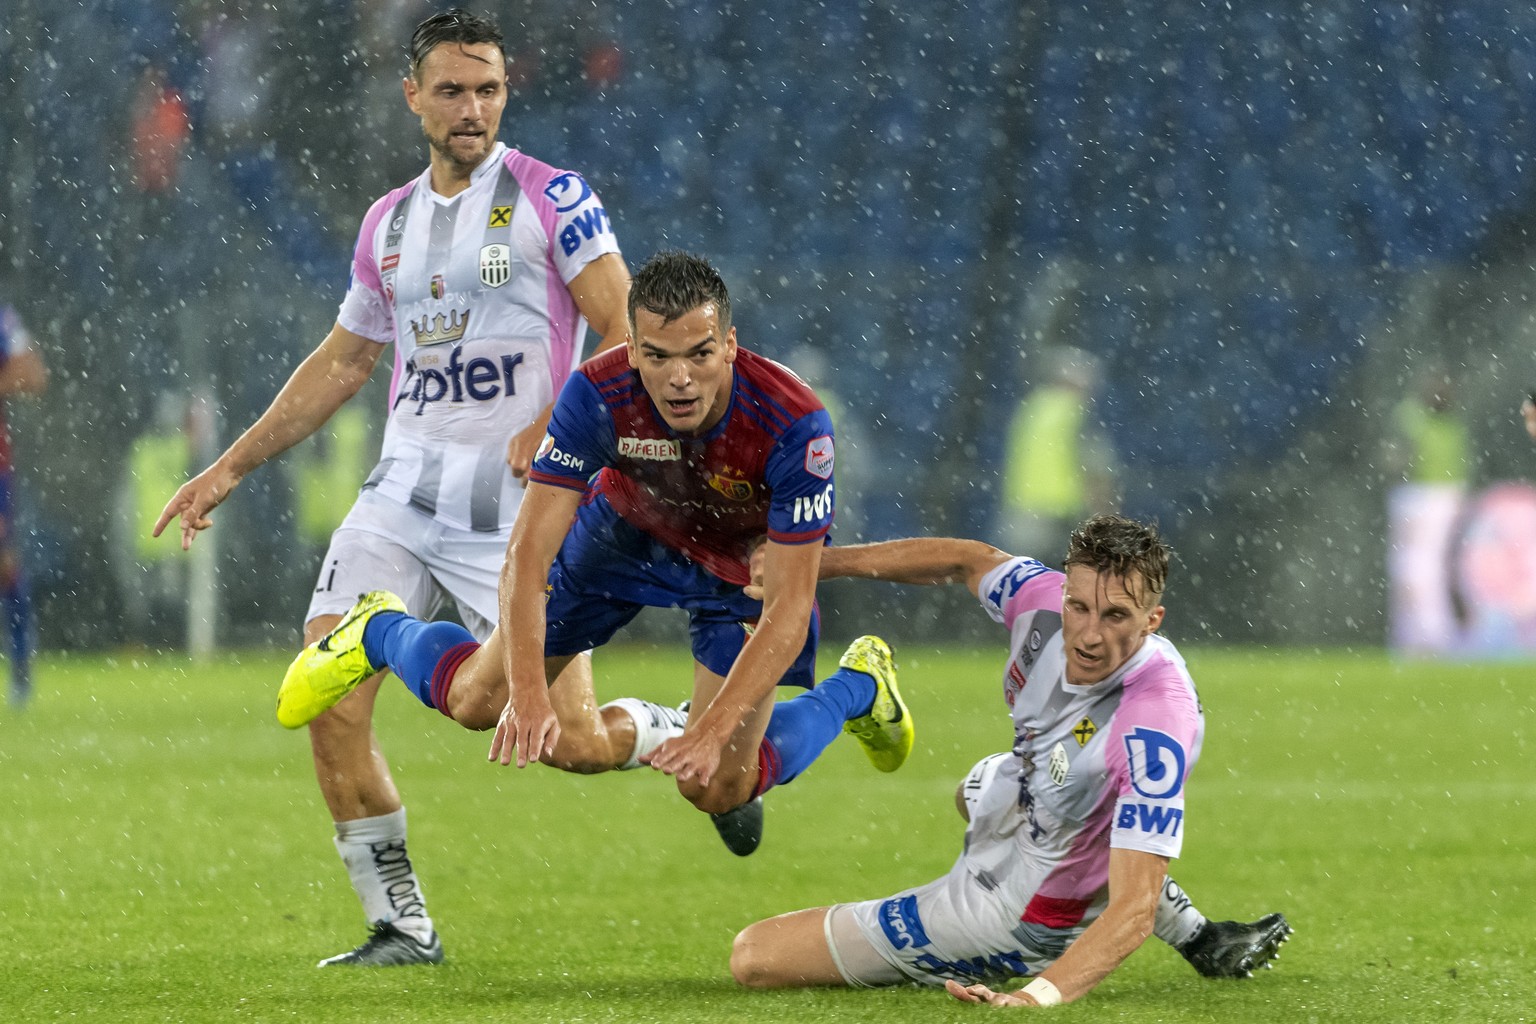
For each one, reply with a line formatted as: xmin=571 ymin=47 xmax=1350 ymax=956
xmin=394 ymin=348 xmax=524 ymax=415
xmin=535 ymin=434 xmax=586 ymax=473
xmin=877 ymin=895 xmax=932 ymax=950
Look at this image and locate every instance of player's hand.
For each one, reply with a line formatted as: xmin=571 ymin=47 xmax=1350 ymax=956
xmin=506 ymin=419 xmax=546 ymax=483
xmin=640 ymin=726 xmax=724 ymax=787
xmin=489 ymin=688 xmax=560 ymax=768
xmin=944 ymin=980 xmax=1036 ymax=1007
xmin=151 ymin=463 xmax=241 ymax=551
xmin=742 ymin=538 xmax=769 ymax=601
xmin=1522 ymin=396 xmax=1536 ymax=441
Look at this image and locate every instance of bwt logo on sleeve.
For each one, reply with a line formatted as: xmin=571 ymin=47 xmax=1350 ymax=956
xmin=877 ymin=895 xmax=932 ymax=951
xmin=1123 ymin=727 xmax=1187 ymax=800
xmin=543 ymin=172 xmax=592 ymax=212
xmin=791 ymin=482 xmax=834 ymax=524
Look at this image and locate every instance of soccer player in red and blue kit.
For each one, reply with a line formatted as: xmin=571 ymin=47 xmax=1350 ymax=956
xmin=278 ymin=250 xmax=914 ymax=853
xmin=0 ymin=304 xmax=46 ymax=708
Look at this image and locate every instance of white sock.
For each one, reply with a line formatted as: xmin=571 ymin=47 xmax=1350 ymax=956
xmin=1155 ymin=876 xmax=1208 ymax=949
xmin=333 ymin=808 xmax=435 ymax=943
xmin=603 ymin=697 xmax=688 ymax=770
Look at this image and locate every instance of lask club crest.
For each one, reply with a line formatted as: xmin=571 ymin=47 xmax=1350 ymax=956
xmin=480 ymin=244 xmax=511 ymax=288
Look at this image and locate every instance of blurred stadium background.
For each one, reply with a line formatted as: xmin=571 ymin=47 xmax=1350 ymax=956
xmin=4 ymin=0 xmax=1536 ymax=653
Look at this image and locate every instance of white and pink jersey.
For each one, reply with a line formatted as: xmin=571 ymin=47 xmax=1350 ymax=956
xmin=336 ymin=142 xmax=621 ymax=532
xmin=967 ymin=557 xmax=1205 ymax=935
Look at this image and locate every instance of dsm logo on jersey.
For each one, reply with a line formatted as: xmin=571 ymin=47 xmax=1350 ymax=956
xmin=877 ymin=895 xmax=932 ymax=951
xmin=534 ymin=434 xmax=587 ymax=474
xmin=1123 ymin=727 xmax=1187 ymax=800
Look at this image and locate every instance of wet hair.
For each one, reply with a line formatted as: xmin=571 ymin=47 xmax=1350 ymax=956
xmin=408 ymin=8 xmax=505 ymax=79
xmin=1064 ymin=513 xmax=1171 ymax=606
xmin=628 ymin=250 xmax=732 ymax=332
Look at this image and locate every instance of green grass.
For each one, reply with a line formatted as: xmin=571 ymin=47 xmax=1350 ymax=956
xmin=1 ymin=644 xmax=1533 ymax=1022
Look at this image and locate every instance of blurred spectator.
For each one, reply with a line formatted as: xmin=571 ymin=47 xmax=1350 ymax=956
xmin=1387 ymin=365 xmax=1470 ymax=485
xmin=0 ymin=305 xmax=49 ymax=706
xmin=994 ymin=347 xmax=1117 ymax=564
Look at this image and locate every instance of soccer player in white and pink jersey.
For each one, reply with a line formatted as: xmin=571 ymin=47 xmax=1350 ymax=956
xmin=730 ymin=514 xmax=1290 ymax=1005
xmin=154 ymin=9 xmax=686 ymax=969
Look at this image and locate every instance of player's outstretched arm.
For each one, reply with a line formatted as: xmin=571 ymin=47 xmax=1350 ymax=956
xmin=151 ymin=323 xmax=383 ymax=550
xmin=490 ymin=480 xmax=584 ymax=767
xmin=819 ymin=538 xmax=1013 ymax=593
xmin=953 ymin=847 xmax=1167 ymax=1009
xmin=649 ymin=538 xmax=822 ymax=787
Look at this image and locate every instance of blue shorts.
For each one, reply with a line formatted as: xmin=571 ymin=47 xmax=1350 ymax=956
xmin=544 ymin=494 xmax=819 ymax=687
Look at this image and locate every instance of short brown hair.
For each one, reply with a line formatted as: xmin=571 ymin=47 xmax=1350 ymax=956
xmin=408 ymin=8 xmax=505 ymax=79
xmin=1064 ymin=513 xmax=1171 ymax=606
xmin=628 ymin=250 xmax=732 ymax=332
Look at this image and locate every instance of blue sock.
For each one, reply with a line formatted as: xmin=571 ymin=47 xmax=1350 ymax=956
xmin=362 ymin=612 xmax=475 ymax=709
xmin=760 ymin=667 xmax=876 ymax=787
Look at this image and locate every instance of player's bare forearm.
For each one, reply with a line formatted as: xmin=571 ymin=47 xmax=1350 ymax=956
xmin=697 ymin=540 xmax=819 ymax=740
xmin=495 ymin=481 xmax=582 ymax=762
xmin=1022 ymin=848 xmax=1166 ymax=1004
xmin=222 ymin=324 xmax=381 ymax=477
xmin=819 ymin=538 xmax=1011 ymax=591
xmin=568 ymin=252 xmax=632 ymax=351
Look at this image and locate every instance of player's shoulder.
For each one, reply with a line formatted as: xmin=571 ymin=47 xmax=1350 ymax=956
xmin=734 ymin=348 xmax=826 ymax=423
xmin=1124 ymin=636 xmax=1199 ymax=704
xmin=576 ymin=347 xmax=641 ymax=403
xmin=501 ymin=147 xmax=596 ymax=207
xmin=358 ymin=178 xmax=421 ymax=234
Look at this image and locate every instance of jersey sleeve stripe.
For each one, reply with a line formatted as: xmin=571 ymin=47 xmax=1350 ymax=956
xmin=527 ymin=469 xmax=590 ymax=491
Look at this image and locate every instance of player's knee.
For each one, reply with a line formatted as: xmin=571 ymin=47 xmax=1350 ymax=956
xmin=729 ymin=925 xmax=777 ymax=988
xmin=540 ymin=725 xmax=621 ymax=774
xmin=680 ymin=780 xmax=750 ymax=816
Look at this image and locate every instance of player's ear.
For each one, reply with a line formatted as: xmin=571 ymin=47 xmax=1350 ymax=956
xmin=1144 ymin=605 xmax=1166 ymax=635
xmin=723 ymin=326 xmax=738 ymax=363
xmin=624 ymin=332 xmax=639 ymax=368
xmin=403 ymin=75 xmax=421 ymax=114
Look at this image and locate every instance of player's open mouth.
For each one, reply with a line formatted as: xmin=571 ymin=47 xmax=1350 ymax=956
xmin=667 ymin=398 xmax=699 ymax=415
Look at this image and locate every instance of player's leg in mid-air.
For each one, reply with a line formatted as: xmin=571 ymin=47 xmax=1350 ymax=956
xmin=294 ymin=504 xmax=682 ymax=967
xmin=664 ymin=597 xmax=913 ymax=856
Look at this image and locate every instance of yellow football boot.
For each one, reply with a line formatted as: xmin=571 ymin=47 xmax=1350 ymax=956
xmin=838 ymin=635 xmax=913 ymax=772
xmin=276 ymin=590 xmax=406 ymax=729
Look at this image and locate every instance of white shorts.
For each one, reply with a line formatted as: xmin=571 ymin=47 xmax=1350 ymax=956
xmin=304 ymin=489 xmax=507 ymax=641
xmin=825 ymin=753 xmax=1080 ymax=989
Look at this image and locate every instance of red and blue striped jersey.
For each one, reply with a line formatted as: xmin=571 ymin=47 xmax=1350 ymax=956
xmin=529 ymin=346 xmax=835 ymax=585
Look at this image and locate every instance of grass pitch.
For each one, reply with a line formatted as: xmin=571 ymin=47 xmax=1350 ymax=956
xmin=1 ymin=643 xmax=1532 ymax=1022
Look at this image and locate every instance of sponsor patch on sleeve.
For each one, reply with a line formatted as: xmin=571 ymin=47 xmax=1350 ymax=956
xmin=804 ymin=435 xmax=834 ymax=479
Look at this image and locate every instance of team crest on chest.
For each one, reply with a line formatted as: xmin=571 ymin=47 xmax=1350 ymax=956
xmin=480 ymin=244 xmax=511 ymax=288
xmin=1048 ymin=741 xmax=1070 ymax=786
xmin=708 ymin=466 xmax=754 ymax=502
